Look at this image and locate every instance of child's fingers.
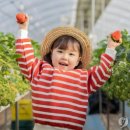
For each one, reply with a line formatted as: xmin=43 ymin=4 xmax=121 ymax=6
xmin=25 ymin=13 xmax=29 ymax=22
xmin=107 ymin=36 xmax=114 ymax=44
xmin=18 ymin=19 xmax=29 ymax=30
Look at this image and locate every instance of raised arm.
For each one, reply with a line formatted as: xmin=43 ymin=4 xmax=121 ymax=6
xmin=16 ymin=15 xmax=36 ymax=81
xmin=87 ymin=38 xmax=121 ymax=94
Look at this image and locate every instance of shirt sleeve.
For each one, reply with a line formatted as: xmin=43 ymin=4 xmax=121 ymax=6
xmin=105 ymin=48 xmax=117 ymax=60
xmin=17 ymin=29 xmax=28 ymax=38
xmin=15 ymin=29 xmax=36 ymax=81
xmin=87 ymin=49 xmax=116 ymax=94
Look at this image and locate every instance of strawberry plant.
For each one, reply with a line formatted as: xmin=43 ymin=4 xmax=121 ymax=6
xmin=91 ymin=29 xmax=130 ymax=106
xmin=0 ymin=32 xmax=40 ymax=106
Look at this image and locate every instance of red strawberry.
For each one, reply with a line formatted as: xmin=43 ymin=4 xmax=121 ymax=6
xmin=111 ymin=30 xmax=122 ymax=43
xmin=16 ymin=13 xmax=27 ymax=24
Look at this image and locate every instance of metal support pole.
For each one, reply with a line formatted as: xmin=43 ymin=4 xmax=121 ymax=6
xmin=122 ymin=101 xmax=125 ymax=117
xmin=4 ymin=109 xmax=7 ymax=130
xmin=121 ymin=101 xmax=125 ymax=130
xmin=80 ymin=10 xmax=84 ymax=32
xmin=101 ymin=0 xmax=105 ymax=13
xmin=91 ymin=0 xmax=95 ymax=33
xmin=15 ymin=101 xmax=19 ymax=130
xmin=106 ymin=97 xmax=110 ymax=130
xmin=99 ymin=90 xmax=102 ymax=114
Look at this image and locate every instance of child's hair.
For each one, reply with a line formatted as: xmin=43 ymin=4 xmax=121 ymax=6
xmin=44 ymin=35 xmax=83 ymax=69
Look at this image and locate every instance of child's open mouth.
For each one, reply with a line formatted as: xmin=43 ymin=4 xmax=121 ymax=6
xmin=59 ymin=62 xmax=68 ymax=66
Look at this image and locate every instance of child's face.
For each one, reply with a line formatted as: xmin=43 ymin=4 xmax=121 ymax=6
xmin=51 ymin=42 xmax=81 ymax=71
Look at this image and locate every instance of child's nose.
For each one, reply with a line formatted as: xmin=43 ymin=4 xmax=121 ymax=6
xmin=62 ymin=53 xmax=68 ymax=60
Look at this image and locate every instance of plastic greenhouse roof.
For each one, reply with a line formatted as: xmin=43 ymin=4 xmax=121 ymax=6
xmin=93 ymin=0 xmax=130 ymax=49
xmin=0 ymin=0 xmax=78 ymax=43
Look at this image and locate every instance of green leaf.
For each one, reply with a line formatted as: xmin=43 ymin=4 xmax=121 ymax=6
xmin=126 ymin=51 xmax=130 ymax=62
xmin=11 ymin=54 xmax=22 ymax=59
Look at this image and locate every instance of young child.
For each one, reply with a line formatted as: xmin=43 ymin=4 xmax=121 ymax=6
xmin=16 ymin=16 xmax=120 ymax=130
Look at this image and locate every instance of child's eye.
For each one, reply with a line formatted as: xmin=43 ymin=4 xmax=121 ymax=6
xmin=69 ymin=53 xmax=74 ymax=56
xmin=57 ymin=50 xmax=63 ymax=53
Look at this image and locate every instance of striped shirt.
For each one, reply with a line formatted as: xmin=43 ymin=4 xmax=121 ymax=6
xmin=16 ymin=30 xmax=115 ymax=130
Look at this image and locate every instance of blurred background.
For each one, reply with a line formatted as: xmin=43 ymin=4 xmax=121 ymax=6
xmin=0 ymin=0 xmax=130 ymax=130
xmin=1 ymin=0 xmax=130 ymax=47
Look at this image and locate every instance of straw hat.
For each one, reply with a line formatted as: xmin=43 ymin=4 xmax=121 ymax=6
xmin=40 ymin=26 xmax=92 ymax=69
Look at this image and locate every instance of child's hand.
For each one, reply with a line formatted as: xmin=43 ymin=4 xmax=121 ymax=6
xmin=16 ymin=13 xmax=29 ymax=30
xmin=107 ymin=37 xmax=121 ymax=49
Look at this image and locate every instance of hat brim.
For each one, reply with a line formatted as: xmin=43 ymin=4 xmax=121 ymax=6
xmin=40 ymin=26 xmax=92 ymax=69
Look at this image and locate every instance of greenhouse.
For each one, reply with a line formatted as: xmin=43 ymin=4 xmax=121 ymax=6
xmin=0 ymin=0 xmax=130 ymax=130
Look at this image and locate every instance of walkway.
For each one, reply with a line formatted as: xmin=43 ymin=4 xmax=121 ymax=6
xmin=83 ymin=114 xmax=106 ymax=130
